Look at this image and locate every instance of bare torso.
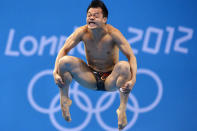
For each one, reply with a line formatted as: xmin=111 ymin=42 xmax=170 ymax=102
xmin=81 ymin=24 xmax=119 ymax=72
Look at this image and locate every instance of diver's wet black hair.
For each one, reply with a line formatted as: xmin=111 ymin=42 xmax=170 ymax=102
xmin=87 ymin=0 xmax=108 ymax=18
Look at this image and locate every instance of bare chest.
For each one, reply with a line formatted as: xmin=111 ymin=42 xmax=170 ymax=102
xmin=82 ymin=34 xmax=116 ymax=55
xmin=81 ymin=31 xmax=119 ymax=71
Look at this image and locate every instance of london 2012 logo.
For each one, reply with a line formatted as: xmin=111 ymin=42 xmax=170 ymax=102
xmin=27 ymin=68 xmax=163 ymax=131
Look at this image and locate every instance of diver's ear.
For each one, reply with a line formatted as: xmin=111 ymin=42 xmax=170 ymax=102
xmin=103 ymin=17 xmax=107 ymax=24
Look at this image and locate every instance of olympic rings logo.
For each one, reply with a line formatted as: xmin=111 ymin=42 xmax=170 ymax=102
xmin=27 ymin=68 xmax=163 ymax=131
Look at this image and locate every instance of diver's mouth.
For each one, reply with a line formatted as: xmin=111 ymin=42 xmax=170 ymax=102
xmin=88 ymin=21 xmax=96 ymax=25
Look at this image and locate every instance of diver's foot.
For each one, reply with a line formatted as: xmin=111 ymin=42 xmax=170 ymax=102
xmin=116 ymin=108 xmax=127 ymax=130
xmin=61 ymin=98 xmax=72 ymax=122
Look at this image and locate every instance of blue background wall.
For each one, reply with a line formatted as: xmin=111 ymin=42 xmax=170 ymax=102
xmin=0 ymin=0 xmax=197 ymax=131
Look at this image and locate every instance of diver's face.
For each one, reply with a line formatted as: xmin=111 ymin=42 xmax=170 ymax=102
xmin=86 ymin=7 xmax=107 ymax=29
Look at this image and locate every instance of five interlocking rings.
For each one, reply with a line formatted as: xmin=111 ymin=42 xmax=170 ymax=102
xmin=27 ymin=68 xmax=163 ymax=131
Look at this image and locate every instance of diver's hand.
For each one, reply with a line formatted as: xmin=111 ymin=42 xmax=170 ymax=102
xmin=120 ymin=80 xmax=135 ymax=94
xmin=53 ymin=72 xmax=64 ymax=88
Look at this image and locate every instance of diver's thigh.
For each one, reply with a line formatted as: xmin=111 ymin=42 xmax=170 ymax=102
xmin=104 ymin=61 xmax=130 ymax=91
xmin=104 ymin=71 xmax=119 ymax=91
xmin=61 ymin=56 xmax=97 ymax=90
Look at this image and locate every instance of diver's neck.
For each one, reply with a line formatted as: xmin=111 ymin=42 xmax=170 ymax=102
xmin=90 ymin=25 xmax=107 ymax=39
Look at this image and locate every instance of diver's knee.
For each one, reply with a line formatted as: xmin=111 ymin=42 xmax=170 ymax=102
xmin=58 ymin=56 xmax=78 ymax=72
xmin=114 ymin=61 xmax=130 ymax=76
xmin=115 ymin=61 xmax=130 ymax=71
xmin=59 ymin=56 xmax=75 ymax=66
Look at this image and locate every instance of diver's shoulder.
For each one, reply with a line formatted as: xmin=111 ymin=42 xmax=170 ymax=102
xmin=106 ymin=24 xmax=120 ymax=34
xmin=76 ymin=25 xmax=88 ymax=33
